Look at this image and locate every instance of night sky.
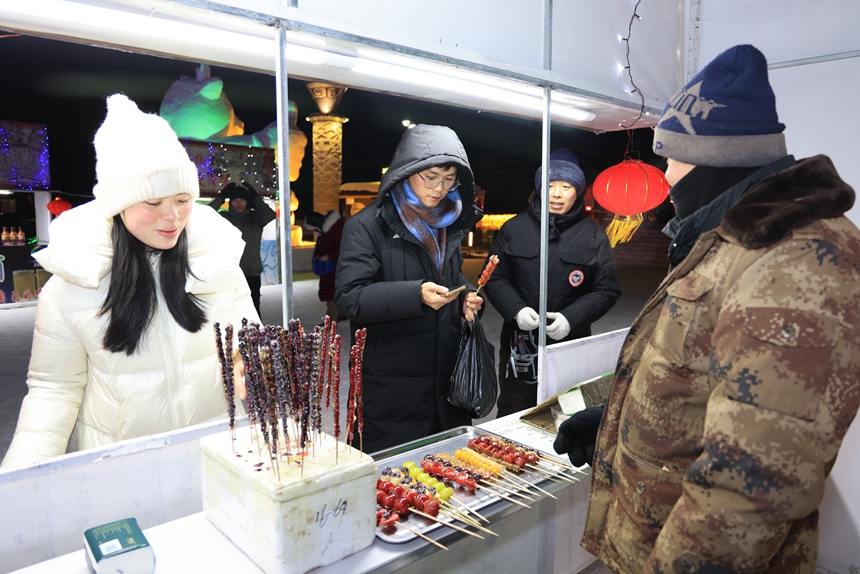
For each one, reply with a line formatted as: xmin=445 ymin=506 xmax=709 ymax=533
xmin=0 ymin=33 xmax=664 ymax=219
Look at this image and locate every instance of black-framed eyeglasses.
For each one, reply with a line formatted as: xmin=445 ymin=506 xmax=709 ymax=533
xmin=416 ymin=172 xmax=460 ymax=192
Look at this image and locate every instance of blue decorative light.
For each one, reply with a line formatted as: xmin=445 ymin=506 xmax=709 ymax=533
xmin=0 ymin=121 xmax=51 ymax=190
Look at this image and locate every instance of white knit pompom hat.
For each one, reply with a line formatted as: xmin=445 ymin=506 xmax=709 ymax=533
xmin=93 ymin=94 xmax=200 ymax=218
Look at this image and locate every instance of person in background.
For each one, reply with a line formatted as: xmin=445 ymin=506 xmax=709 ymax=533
xmin=554 ymin=45 xmax=860 ymax=573
xmin=302 ymin=209 xmax=345 ymax=321
xmin=483 ymin=149 xmax=621 ymax=417
xmin=335 ymin=124 xmax=483 ymax=453
xmin=208 ymin=180 xmax=275 ymax=314
xmin=1 ymin=94 xmax=257 ymax=469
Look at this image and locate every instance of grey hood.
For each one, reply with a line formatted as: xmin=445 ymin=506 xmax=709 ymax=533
xmin=376 ymin=124 xmax=476 ymax=206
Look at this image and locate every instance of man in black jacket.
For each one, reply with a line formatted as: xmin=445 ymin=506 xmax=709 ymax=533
xmin=483 ymin=149 xmax=621 ymax=416
xmin=335 ymin=125 xmax=483 ymax=453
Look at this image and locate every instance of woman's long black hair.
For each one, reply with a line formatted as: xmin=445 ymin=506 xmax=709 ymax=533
xmin=99 ymin=214 xmax=207 ymax=355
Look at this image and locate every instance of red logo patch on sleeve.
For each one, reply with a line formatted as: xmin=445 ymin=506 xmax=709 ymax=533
xmin=569 ymin=270 xmax=584 ymax=287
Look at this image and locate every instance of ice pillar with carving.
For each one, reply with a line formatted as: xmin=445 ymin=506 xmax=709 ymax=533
xmin=307 ymin=83 xmax=347 ymax=214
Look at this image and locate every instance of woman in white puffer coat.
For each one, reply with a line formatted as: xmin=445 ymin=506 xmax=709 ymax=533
xmin=1 ymin=95 xmax=258 ymax=470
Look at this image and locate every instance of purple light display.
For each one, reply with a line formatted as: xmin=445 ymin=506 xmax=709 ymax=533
xmin=0 ymin=120 xmax=50 ymax=190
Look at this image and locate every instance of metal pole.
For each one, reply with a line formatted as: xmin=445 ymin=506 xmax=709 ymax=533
xmin=537 ymin=86 xmax=551 ymax=401
xmin=275 ymin=23 xmax=294 ymax=325
xmin=543 ymin=0 xmax=553 ymax=71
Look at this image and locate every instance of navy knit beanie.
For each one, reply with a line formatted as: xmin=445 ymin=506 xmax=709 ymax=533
xmin=653 ymin=45 xmax=786 ymax=167
xmin=534 ymin=148 xmax=586 ymax=193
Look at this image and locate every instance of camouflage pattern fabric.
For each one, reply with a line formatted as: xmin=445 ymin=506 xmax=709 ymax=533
xmin=581 ymin=156 xmax=860 ymax=574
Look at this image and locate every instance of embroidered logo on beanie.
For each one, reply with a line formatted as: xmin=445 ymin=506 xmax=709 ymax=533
xmin=93 ymin=94 xmax=200 ymax=218
xmin=652 ymin=44 xmax=787 ymax=168
xmin=151 ymin=173 xmax=178 ymax=194
xmin=659 ymin=81 xmax=726 ymax=136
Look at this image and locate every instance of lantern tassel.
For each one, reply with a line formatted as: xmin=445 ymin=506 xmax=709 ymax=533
xmin=606 ymin=214 xmax=644 ymax=248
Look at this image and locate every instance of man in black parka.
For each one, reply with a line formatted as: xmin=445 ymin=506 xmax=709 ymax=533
xmin=335 ymin=125 xmax=484 ymax=453
xmin=483 ymin=149 xmax=621 ymax=416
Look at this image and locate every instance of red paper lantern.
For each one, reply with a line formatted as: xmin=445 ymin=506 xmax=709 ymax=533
xmin=46 ymin=196 xmax=72 ymax=216
xmin=593 ymin=158 xmax=670 ymax=216
xmin=592 ymin=158 xmax=670 ymax=246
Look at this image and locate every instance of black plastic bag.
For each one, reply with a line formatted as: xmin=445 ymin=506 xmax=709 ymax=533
xmin=448 ymin=316 xmax=498 ymax=418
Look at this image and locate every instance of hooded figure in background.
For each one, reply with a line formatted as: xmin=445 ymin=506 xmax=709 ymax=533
xmin=335 ymin=125 xmax=484 ymax=453
xmin=555 ymin=45 xmax=860 ymax=574
xmin=482 ymin=149 xmax=621 ymax=417
xmin=208 ymin=181 xmax=276 ymax=314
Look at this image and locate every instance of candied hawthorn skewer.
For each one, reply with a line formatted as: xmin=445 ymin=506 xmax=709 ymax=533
xmin=237 ymin=327 xmax=260 ymax=452
xmin=474 ymin=254 xmax=499 ymax=297
xmin=355 ymin=328 xmax=366 ymax=452
xmin=214 ymin=323 xmax=236 ymax=451
xmin=470 ymin=435 xmax=582 ymax=479
xmin=390 ymin=465 xmax=498 ymax=535
xmin=345 ymin=344 xmax=357 ymax=450
xmin=223 ymin=324 xmax=237 ymax=436
xmin=376 ymin=482 xmax=484 ymax=540
xmin=332 ymin=333 xmax=342 ymax=463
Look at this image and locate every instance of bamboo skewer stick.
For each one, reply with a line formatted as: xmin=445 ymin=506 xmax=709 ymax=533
xmin=439 ymin=499 xmax=483 ymax=524
xmin=438 ymin=509 xmax=498 ymax=537
xmin=537 ymin=459 xmax=588 ymax=476
xmin=445 ymin=497 xmax=490 ymax=523
xmin=437 ymin=504 xmax=481 ymax=527
xmin=476 ymin=482 xmax=531 ymax=508
xmin=484 ymin=478 xmax=536 ymax=501
xmin=409 ymin=509 xmax=484 ymax=539
xmin=528 ymin=463 xmax=578 ymax=482
xmin=439 ymin=508 xmax=481 ymax=529
xmin=494 ymin=473 xmax=537 ymax=491
xmin=397 ymin=523 xmax=448 ymax=550
xmin=503 ymin=472 xmax=557 ymax=499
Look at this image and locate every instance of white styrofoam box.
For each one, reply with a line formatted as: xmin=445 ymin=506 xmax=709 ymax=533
xmin=200 ymin=429 xmax=376 ymax=574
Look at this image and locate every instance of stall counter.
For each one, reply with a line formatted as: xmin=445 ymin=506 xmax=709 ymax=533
xmin=8 ymin=413 xmax=601 ymax=574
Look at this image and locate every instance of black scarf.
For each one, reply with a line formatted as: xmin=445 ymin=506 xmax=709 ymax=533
xmin=669 ymin=165 xmax=763 ymax=220
xmin=663 ymin=156 xmax=796 ymax=267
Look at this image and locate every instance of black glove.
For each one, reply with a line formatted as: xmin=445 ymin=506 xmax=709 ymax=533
xmin=553 ymin=403 xmax=605 ymax=467
xmin=242 ymin=184 xmax=260 ymax=204
xmin=220 ymin=182 xmax=242 ymax=199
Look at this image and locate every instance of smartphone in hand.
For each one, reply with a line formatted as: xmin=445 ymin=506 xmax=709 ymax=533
xmin=440 ymin=285 xmax=467 ymax=298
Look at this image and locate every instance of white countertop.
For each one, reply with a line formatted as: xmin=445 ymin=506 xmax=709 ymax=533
xmin=10 ymin=414 xmax=595 ymax=574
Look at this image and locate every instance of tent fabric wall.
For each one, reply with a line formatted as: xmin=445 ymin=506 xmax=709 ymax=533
xmin=181 ymin=0 xmax=682 ymax=125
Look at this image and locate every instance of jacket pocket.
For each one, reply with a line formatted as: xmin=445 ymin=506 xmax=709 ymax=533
xmin=606 ymin=441 xmax=685 ymax=564
xmin=651 ymin=272 xmax=714 ymax=367
xmin=723 ymin=308 xmax=840 ymax=421
xmin=503 ymin=241 xmax=539 ymax=259
xmin=557 ymin=247 xmax=597 ymax=290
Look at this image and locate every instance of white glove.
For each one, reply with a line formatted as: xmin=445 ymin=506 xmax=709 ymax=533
xmin=545 ymin=312 xmax=571 ymax=340
xmin=515 ymin=307 xmax=540 ymax=331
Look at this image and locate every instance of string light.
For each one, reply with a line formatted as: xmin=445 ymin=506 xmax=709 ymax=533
xmin=183 ymin=140 xmax=277 ymax=195
xmin=620 ymin=0 xmax=646 ymax=129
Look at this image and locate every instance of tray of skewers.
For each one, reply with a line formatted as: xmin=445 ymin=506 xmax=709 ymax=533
xmin=372 ymin=426 xmax=578 ymax=545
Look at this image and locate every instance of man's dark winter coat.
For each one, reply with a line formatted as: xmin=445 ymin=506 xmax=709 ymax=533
xmin=483 ymin=192 xmax=621 ymax=415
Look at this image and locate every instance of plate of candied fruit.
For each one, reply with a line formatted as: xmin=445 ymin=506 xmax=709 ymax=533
xmin=372 ymin=426 xmax=576 ymax=543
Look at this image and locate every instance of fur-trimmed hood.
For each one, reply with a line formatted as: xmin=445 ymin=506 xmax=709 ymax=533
xmin=321 ymin=209 xmax=341 ymax=233
xmin=721 ymin=154 xmax=855 ymax=249
xmin=665 ymin=155 xmax=855 ymax=266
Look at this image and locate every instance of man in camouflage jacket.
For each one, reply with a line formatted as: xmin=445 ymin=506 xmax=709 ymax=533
xmin=555 ymin=45 xmax=860 ymax=573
